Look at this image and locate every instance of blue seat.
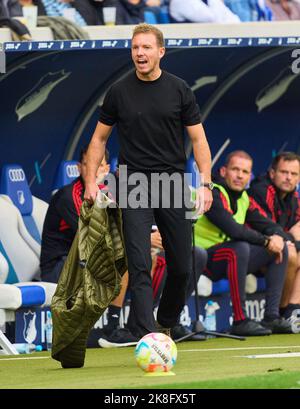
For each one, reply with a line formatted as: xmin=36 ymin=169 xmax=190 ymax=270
xmin=212 ymin=279 xmax=230 ymax=295
xmin=109 ymin=157 xmax=118 ymax=174
xmin=256 ymin=276 xmax=266 ymax=292
xmin=157 ymin=6 xmax=171 ymax=24
xmin=144 ymin=10 xmax=158 ymax=24
xmin=225 ymin=0 xmax=273 ymax=21
xmin=52 ymin=160 xmax=80 ymax=192
xmin=253 ymin=0 xmax=273 ymax=20
xmin=53 ymin=156 xmax=117 ymax=192
xmin=185 ymin=156 xmax=200 ymax=189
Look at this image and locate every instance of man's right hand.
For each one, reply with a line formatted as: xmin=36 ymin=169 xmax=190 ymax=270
xmin=267 ymin=234 xmax=284 ymax=263
xmin=151 ymin=231 xmax=163 ymax=250
xmin=84 ymin=181 xmax=99 ymax=204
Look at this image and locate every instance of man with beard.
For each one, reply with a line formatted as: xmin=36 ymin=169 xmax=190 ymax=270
xmin=249 ymin=152 xmax=300 ymax=330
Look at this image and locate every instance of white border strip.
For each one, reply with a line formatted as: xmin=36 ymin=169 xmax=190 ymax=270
xmin=0 ymin=356 xmax=50 ymax=361
xmin=181 ymin=345 xmax=300 ymax=352
xmin=241 ymin=352 xmax=300 ymax=359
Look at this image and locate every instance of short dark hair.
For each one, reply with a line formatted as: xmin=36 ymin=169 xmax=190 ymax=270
xmin=224 ymin=150 xmax=253 ymax=166
xmin=79 ymin=145 xmax=109 ymax=163
xmin=270 ymin=151 xmax=300 ymax=170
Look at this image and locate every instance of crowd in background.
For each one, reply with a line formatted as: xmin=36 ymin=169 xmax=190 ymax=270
xmin=1 ymin=0 xmax=300 ymax=41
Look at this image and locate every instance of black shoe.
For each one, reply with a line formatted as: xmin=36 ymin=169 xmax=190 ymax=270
xmin=155 ymin=321 xmax=171 ymax=337
xmin=282 ymin=304 xmax=300 ymax=320
xmin=171 ymin=324 xmax=206 ymax=341
xmin=102 ymin=324 xmax=118 ymax=337
xmin=98 ymin=327 xmax=138 ymax=348
xmin=231 ymin=319 xmax=272 ymax=336
xmin=261 ymin=317 xmax=292 ymax=334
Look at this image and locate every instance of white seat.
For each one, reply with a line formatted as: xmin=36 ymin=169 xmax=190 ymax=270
xmin=0 ymin=164 xmax=56 ymax=330
xmin=0 ymin=284 xmax=22 ymax=309
xmin=0 ymin=251 xmax=9 ymax=284
xmin=196 ymin=273 xmax=259 ymax=298
xmin=0 ymin=281 xmax=57 ymax=310
xmin=197 ymin=274 xmax=213 ymax=297
xmin=0 ymin=197 xmax=40 ymax=283
xmin=31 ymin=196 xmax=49 ymax=238
xmin=245 ymin=274 xmax=258 ymax=294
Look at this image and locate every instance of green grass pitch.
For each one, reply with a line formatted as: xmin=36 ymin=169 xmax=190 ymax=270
xmin=1 ymin=334 xmax=300 ymax=389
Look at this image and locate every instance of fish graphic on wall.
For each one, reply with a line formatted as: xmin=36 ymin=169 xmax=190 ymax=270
xmin=255 ymin=67 xmax=299 ymax=113
xmin=15 ymin=70 xmax=71 ymax=121
xmin=191 ymin=76 xmax=218 ymax=92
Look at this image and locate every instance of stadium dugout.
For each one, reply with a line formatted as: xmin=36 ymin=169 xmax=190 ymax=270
xmin=0 ymin=21 xmax=299 ymax=349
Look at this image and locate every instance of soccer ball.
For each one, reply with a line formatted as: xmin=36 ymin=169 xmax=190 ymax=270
xmin=135 ymin=332 xmax=177 ymax=373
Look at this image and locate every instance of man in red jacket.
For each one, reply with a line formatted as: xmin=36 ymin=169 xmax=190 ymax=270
xmin=248 ymin=152 xmax=300 ymax=330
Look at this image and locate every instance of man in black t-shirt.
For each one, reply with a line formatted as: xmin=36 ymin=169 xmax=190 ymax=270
xmin=84 ymin=23 xmax=213 ymax=339
xmin=42 ymin=146 xmax=199 ymax=348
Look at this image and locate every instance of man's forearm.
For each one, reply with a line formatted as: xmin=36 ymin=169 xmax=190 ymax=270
xmin=85 ymin=122 xmax=111 ymax=184
xmin=187 ymin=124 xmax=212 ymax=184
xmin=86 ymin=139 xmax=105 ymax=183
xmin=193 ymin=136 xmax=212 ymax=184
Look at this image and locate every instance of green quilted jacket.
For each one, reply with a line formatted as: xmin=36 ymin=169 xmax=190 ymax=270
xmin=51 ymin=193 xmax=127 ymax=368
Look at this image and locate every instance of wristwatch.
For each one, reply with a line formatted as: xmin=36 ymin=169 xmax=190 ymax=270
xmin=201 ymin=182 xmax=214 ymax=190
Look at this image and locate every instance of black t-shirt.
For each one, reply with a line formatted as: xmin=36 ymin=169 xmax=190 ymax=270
xmin=99 ymin=70 xmax=201 ymax=172
xmin=40 ymin=178 xmax=84 ymax=275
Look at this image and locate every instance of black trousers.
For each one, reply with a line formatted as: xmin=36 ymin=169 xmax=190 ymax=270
xmin=41 ymin=256 xmax=67 ymax=283
xmin=153 ymin=247 xmax=208 ymax=308
xmin=205 ymin=241 xmax=288 ymax=322
xmin=122 ymin=205 xmax=192 ymax=338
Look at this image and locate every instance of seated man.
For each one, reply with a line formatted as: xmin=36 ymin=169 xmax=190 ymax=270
xmin=0 ymin=0 xmax=22 ymax=17
xmin=38 ymin=0 xmax=87 ymax=26
xmin=195 ymin=150 xmax=291 ymax=336
xmin=169 ymin=0 xmax=240 ymax=23
xmin=248 ymin=152 xmax=300 ymax=328
xmin=116 ymin=0 xmax=146 ymax=24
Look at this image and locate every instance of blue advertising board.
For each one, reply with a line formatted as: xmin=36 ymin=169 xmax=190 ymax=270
xmin=13 ymin=292 xmax=266 ymax=348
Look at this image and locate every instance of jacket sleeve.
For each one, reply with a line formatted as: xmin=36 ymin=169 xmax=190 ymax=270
xmin=205 ymin=189 xmax=266 ymax=245
xmin=296 ymin=197 xmax=300 ymax=223
xmin=248 ymin=183 xmax=275 ymax=221
xmin=246 ymin=197 xmax=292 ymax=240
xmin=248 ymin=188 xmax=300 ymax=243
xmin=55 ymin=191 xmax=80 ymax=235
